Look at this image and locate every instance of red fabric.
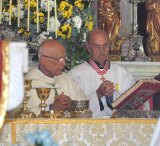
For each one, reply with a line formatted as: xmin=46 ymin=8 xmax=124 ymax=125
xmin=0 ymin=41 xmax=2 ymax=98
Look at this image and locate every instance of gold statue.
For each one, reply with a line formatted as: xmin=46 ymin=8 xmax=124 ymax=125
xmin=146 ymin=0 xmax=160 ymax=60
xmin=98 ymin=0 xmax=122 ymax=55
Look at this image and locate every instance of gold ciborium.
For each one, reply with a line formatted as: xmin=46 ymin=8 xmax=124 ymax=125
xmin=14 ymin=80 xmax=36 ymax=118
xmin=36 ymin=88 xmax=51 ymax=118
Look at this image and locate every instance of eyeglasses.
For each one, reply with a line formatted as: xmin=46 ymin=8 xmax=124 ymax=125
xmin=90 ymin=43 xmax=110 ymax=50
xmin=42 ymin=55 xmax=67 ymax=62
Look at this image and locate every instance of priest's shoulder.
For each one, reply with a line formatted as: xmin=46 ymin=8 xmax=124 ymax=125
xmin=69 ymin=61 xmax=91 ymax=73
xmin=24 ymin=66 xmax=39 ymax=79
xmin=110 ymin=61 xmax=128 ymax=71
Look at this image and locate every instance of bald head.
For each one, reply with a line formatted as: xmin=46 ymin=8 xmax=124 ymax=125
xmin=86 ymin=28 xmax=109 ymax=44
xmin=38 ymin=39 xmax=66 ymax=77
xmin=85 ymin=28 xmax=110 ymax=66
xmin=39 ymin=39 xmax=66 ymax=58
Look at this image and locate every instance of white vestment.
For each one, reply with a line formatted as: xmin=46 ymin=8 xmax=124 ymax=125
xmin=69 ymin=61 xmax=135 ymax=118
xmin=11 ymin=66 xmax=87 ymax=116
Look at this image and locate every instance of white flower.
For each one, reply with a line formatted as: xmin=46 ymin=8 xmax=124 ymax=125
xmin=40 ymin=0 xmax=55 ymax=12
xmin=38 ymin=31 xmax=48 ymax=44
xmin=49 ymin=17 xmax=60 ymax=32
xmin=2 ymin=12 xmax=9 ymax=21
xmin=12 ymin=7 xmax=18 ymax=17
xmin=20 ymin=10 xmax=25 ymax=19
xmin=40 ymin=0 xmax=48 ymax=11
xmin=72 ymin=16 xmax=82 ymax=30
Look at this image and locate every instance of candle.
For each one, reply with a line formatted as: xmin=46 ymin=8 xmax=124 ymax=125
xmin=54 ymin=0 xmax=57 ymax=38
xmin=27 ymin=0 xmax=30 ymax=31
xmin=36 ymin=0 xmax=39 ymax=33
xmin=47 ymin=0 xmax=50 ymax=34
xmin=17 ymin=0 xmax=20 ymax=27
xmin=0 ymin=0 xmax=2 ymax=24
xmin=9 ymin=0 xmax=12 ymax=25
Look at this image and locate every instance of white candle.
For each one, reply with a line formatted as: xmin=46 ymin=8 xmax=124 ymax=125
xmin=36 ymin=0 xmax=39 ymax=33
xmin=0 ymin=0 xmax=2 ymax=24
xmin=47 ymin=0 xmax=50 ymax=34
xmin=9 ymin=0 xmax=12 ymax=25
xmin=17 ymin=0 xmax=20 ymax=27
xmin=27 ymin=0 xmax=30 ymax=31
xmin=54 ymin=0 xmax=57 ymax=38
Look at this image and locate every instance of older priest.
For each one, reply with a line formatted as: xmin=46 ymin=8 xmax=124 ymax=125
xmin=69 ymin=29 xmax=135 ymax=118
xmin=10 ymin=39 xmax=87 ymax=117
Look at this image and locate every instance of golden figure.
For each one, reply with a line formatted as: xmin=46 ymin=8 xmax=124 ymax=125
xmin=146 ymin=0 xmax=160 ymax=58
xmin=98 ymin=0 xmax=122 ymax=55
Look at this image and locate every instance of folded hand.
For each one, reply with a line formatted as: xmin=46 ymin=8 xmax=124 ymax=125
xmin=53 ymin=92 xmax=72 ymax=111
xmin=96 ymin=80 xmax=115 ymax=98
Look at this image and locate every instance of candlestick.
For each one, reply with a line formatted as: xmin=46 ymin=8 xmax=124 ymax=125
xmin=27 ymin=0 xmax=30 ymax=31
xmin=36 ymin=0 xmax=39 ymax=33
xmin=9 ymin=0 xmax=12 ymax=25
xmin=17 ymin=0 xmax=20 ymax=27
xmin=54 ymin=0 xmax=57 ymax=38
xmin=47 ymin=0 xmax=50 ymax=34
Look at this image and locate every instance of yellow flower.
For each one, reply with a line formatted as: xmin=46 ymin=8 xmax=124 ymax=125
xmin=2 ymin=8 xmax=6 ymax=12
xmin=67 ymin=10 xmax=72 ymax=18
xmin=18 ymin=28 xmax=24 ymax=33
xmin=61 ymin=24 xmax=68 ymax=32
xmin=88 ymin=15 xmax=93 ymax=21
xmin=59 ymin=24 xmax=72 ymax=39
xmin=57 ymin=31 xmax=62 ymax=36
xmin=24 ymin=31 xmax=31 ymax=36
xmin=85 ymin=21 xmax=94 ymax=31
xmin=79 ymin=4 xmax=84 ymax=10
xmin=62 ymin=10 xmax=68 ymax=18
xmin=32 ymin=11 xmax=44 ymax=23
xmin=59 ymin=2 xmax=65 ymax=11
xmin=39 ymin=12 xmax=44 ymax=17
xmin=74 ymin=1 xmax=80 ymax=7
xmin=30 ymin=0 xmax=36 ymax=8
xmin=39 ymin=17 xmax=44 ymax=23
xmin=74 ymin=0 xmax=84 ymax=10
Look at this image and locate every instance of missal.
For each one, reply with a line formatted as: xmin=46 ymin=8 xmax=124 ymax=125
xmin=112 ymin=79 xmax=160 ymax=110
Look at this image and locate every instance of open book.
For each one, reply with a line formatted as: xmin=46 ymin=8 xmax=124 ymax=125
xmin=112 ymin=80 xmax=160 ymax=110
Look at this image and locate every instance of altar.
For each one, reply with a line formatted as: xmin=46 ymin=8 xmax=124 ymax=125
xmin=0 ymin=118 xmax=158 ymax=146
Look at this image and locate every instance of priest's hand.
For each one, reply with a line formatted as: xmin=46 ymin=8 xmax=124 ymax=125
xmin=96 ymin=80 xmax=115 ymax=98
xmin=52 ymin=93 xmax=72 ymax=111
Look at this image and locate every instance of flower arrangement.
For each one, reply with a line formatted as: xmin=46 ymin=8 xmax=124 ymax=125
xmin=0 ymin=0 xmax=95 ymax=69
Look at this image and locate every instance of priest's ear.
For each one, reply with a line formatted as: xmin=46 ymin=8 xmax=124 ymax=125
xmin=85 ymin=42 xmax=91 ymax=52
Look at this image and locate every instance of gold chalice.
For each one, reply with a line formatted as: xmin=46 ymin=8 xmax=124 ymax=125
xmin=36 ymin=88 xmax=51 ymax=118
xmin=14 ymin=80 xmax=36 ymax=118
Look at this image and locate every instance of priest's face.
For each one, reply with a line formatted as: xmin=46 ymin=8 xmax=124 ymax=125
xmin=39 ymin=40 xmax=66 ymax=77
xmin=86 ymin=29 xmax=110 ymax=66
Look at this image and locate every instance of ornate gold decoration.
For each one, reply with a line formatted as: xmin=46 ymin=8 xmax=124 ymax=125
xmin=44 ymin=110 xmax=65 ymax=118
xmin=14 ymin=80 xmax=36 ymax=119
xmin=98 ymin=0 xmax=122 ymax=59
xmin=109 ymin=54 xmax=121 ymax=61
xmin=146 ymin=0 xmax=160 ymax=61
xmin=36 ymin=88 xmax=51 ymax=118
xmin=0 ymin=41 xmax=9 ymax=129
